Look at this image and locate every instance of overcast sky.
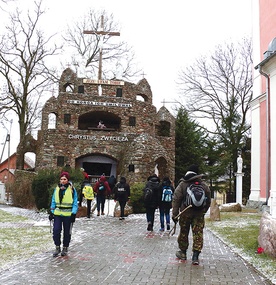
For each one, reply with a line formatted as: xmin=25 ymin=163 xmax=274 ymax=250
xmin=0 ymin=0 xmax=253 ymax=160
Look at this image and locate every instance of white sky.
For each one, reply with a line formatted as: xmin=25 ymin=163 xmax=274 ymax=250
xmin=0 ymin=0 xmax=253 ymax=161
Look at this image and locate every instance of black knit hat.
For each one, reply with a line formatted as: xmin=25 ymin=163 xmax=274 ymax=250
xmin=188 ymin=164 xmax=199 ymax=174
xmin=183 ymin=164 xmax=199 ymax=181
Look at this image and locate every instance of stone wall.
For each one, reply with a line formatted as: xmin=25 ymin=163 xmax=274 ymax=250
xmin=258 ymin=212 xmax=276 ymax=257
xmin=34 ymin=68 xmax=175 ymax=184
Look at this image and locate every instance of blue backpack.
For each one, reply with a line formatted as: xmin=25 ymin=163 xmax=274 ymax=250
xmin=162 ymin=186 xmax=173 ymax=202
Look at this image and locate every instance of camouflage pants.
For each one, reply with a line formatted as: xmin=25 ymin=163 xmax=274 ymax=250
xmin=177 ymin=214 xmax=205 ymax=252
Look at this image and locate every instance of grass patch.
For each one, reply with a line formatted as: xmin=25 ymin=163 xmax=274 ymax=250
xmin=0 ymin=209 xmax=29 ymax=222
xmin=0 ymin=209 xmax=52 ymax=269
xmin=206 ymin=210 xmax=276 ymax=282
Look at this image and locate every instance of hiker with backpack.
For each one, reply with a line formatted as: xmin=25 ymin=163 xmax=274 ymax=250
xmin=113 ymin=176 xmax=130 ymax=220
xmin=49 ymin=171 xmax=78 ymax=257
xmin=94 ymin=175 xmax=111 ymax=216
xmin=108 ymin=175 xmax=117 ymax=194
xmin=81 ymin=179 xmax=94 ymax=218
xmin=143 ymin=174 xmax=160 ymax=231
xmin=158 ymin=176 xmax=175 ymax=231
xmin=172 ymin=165 xmax=211 ymax=265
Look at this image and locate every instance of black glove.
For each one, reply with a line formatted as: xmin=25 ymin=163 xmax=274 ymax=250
xmin=172 ymin=216 xmax=178 ymax=224
xmin=70 ymin=213 xmax=76 ymax=223
xmin=49 ymin=212 xmax=54 ymax=221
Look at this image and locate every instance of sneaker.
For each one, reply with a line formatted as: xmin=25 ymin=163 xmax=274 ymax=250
xmin=192 ymin=251 xmax=200 ymax=265
xmin=119 ymin=217 xmax=123 ymax=220
xmin=159 ymin=228 xmax=165 ymax=232
xmin=166 ymin=224 xmax=170 ymax=231
xmin=176 ymin=250 xmax=187 ymax=260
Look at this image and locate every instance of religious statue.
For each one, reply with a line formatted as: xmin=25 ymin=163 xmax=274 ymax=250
xmin=237 ymin=154 xmax=243 ymax=173
xmin=97 ymin=121 xmax=106 ymax=129
xmin=154 ymin=164 xmax=159 ymax=176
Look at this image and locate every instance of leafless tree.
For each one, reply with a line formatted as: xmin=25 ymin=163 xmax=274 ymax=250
xmin=0 ymin=0 xmax=61 ymax=168
xmin=177 ymin=38 xmax=253 ymax=170
xmin=64 ymin=9 xmax=141 ymax=81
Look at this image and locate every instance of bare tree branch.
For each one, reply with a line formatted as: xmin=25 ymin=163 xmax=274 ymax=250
xmin=178 ymin=38 xmax=252 ymax=135
xmin=63 ymin=9 xmax=142 ymax=80
xmin=177 ymin=38 xmax=253 ymax=164
xmin=0 ymin=0 xmax=62 ymax=168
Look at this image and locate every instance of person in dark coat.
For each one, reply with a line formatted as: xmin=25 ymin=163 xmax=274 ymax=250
xmin=143 ymin=174 xmax=160 ymax=231
xmin=49 ymin=172 xmax=78 ymax=257
xmin=158 ymin=176 xmax=175 ymax=231
xmin=172 ymin=165 xmax=211 ymax=265
xmin=108 ymin=175 xmax=117 ymax=193
xmin=113 ymin=176 xmax=130 ymax=220
xmin=94 ymin=175 xmax=111 ymax=216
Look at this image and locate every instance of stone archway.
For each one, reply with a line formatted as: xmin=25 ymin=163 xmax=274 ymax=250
xmin=155 ymin=157 xmax=168 ymax=180
xmin=76 ymin=154 xmax=118 ymax=183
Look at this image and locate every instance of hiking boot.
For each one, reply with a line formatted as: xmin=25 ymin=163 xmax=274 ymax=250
xmin=97 ymin=211 xmax=100 ymax=216
xmin=61 ymin=247 xmax=68 ymax=256
xmin=166 ymin=224 xmax=170 ymax=231
xmin=101 ymin=212 xmax=105 ymax=215
xmin=53 ymin=246 xmax=61 ymax=257
xmin=192 ymin=250 xmax=200 ymax=265
xmin=147 ymin=222 xmax=153 ymax=231
xmin=176 ymin=250 xmax=187 ymax=260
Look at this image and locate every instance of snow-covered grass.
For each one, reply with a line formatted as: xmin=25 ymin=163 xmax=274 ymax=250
xmin=206 ymin=210 xmax=276 ymax=284
xmin=0 ymin=207 xmax=53 ymax=270
xmin=0 ymin=204 xmax=275 ymax=284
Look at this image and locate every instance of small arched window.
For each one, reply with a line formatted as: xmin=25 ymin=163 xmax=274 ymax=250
xmin=48 ymin=113 xmax=57 ymax=129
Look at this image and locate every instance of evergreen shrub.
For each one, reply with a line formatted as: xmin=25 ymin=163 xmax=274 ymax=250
xmin=32 ymin=168 xmax=83 ymax=210
xmin=129 ymin=182 xmax=146 ymax=213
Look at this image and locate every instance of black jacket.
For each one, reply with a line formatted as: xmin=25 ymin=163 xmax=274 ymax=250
xmin=113 ymin=177 xmax=130 ymax=202
xmin=143 ymin=175 xmax=160 ymax=208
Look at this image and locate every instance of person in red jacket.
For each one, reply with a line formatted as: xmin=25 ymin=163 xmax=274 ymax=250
xmin=93 ymin=175 xmax=111 ymax=216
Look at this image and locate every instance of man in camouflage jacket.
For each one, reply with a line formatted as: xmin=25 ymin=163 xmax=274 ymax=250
xmin=172 ymin=165 xmax=211 ymax=265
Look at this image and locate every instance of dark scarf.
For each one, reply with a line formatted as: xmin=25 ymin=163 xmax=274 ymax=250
xmin=58 ymin=183 xmax=69 ymax=204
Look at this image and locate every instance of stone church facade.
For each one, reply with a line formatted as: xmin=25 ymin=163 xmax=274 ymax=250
xmin=35 ymin=68 xmax=175 ymax=184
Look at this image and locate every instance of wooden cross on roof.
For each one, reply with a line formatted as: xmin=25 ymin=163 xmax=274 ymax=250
xmin=84 ymin=15 xmax=120 ymax=80
xmin=161 ymin=99 xmax=179 ymax=106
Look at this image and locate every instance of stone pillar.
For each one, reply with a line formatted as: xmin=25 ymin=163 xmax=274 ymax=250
xmin=235 ymin=172 xmax=244 ymax=205
xmin=235 ymin=154 xmax=244 ymax=205
xmin=249 ymin=89 xmax=261 ymax=201
xmin=270 ymin=190 xmax=276 ymax=218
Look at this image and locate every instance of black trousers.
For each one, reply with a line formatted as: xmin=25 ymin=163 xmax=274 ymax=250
xmin=119 ymin=200 xmax=127 ymax=217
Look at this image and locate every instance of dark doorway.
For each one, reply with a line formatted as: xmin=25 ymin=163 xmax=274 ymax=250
xmin=83 ymin=162 xmax=112 ymax=177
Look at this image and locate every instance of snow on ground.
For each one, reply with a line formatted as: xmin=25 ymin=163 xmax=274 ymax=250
xmin=0 ymin=203 xmax=276 ymax=284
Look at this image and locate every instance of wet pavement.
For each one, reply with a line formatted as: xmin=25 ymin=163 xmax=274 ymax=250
xmin=0 ymin=204 xmax=273 ymax=285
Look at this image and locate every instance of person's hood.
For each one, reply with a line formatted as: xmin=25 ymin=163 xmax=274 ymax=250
xmin=99 ymin=175 xmax=106 ymax=182
xmin=148 ymin=175 xmax=160 ymax=183
xmin=162 ymin=176 xmax=171 ymax=186
xmin=120 ymin=177 xmax=126 ymax=184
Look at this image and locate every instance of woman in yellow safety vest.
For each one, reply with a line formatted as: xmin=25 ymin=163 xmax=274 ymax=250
xmin=49 ymin=171 xmax=78 ymax=257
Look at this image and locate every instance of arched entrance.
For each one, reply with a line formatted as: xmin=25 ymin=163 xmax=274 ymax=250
xmin=76 ymin=154 xmax=117 ymax=183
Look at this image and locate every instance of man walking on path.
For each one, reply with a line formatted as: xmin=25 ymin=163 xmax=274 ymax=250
xmin=172 ymin=164 xmax=211 ymax=265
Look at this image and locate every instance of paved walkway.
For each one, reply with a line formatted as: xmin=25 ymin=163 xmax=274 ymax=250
xmin=0 ymin=205 xmax=273 ymax=285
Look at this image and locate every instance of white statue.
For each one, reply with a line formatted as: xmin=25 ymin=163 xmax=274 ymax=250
xmin=237 ymin=154 xmax=243 ymax=173
xmin=154 ymin=164 xmax=159 ymax=176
